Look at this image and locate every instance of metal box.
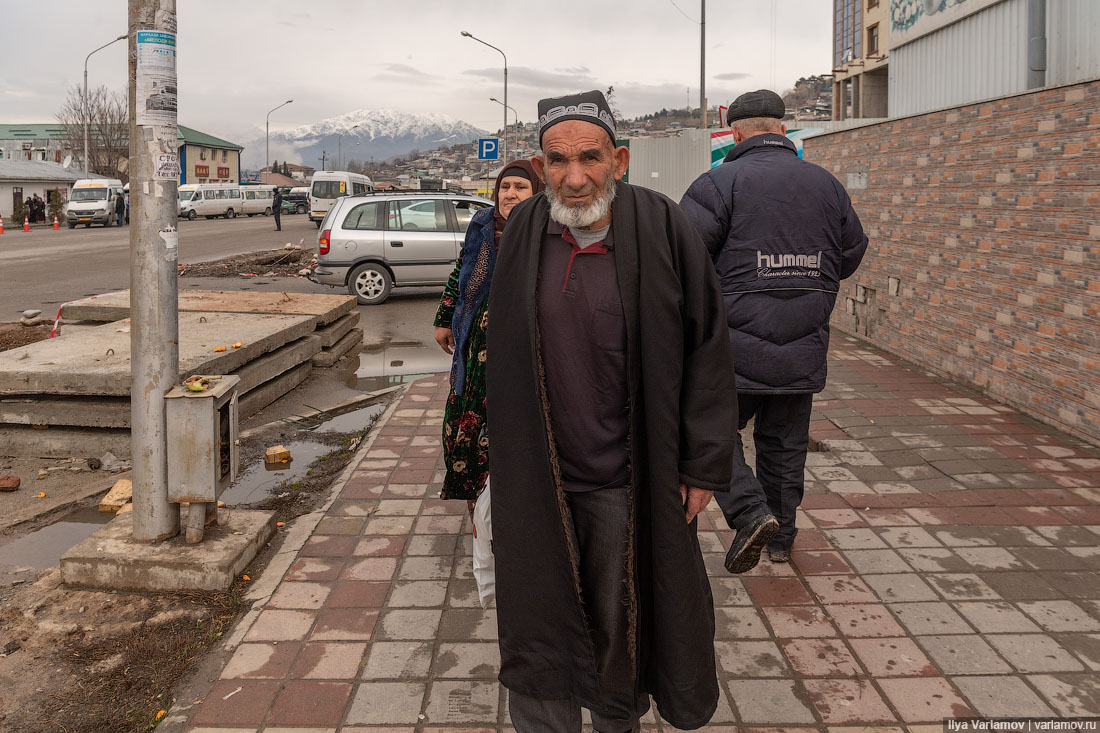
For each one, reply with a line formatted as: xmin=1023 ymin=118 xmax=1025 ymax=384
xmin=165 ymin=374 xmax=240 ymax=503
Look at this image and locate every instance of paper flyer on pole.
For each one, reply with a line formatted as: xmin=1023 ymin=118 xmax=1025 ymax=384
xmin=135 ymin=30 xmax=177 ymax=126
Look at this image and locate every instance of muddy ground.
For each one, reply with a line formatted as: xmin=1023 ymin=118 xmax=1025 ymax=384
xmin=0 ymin=402 xmax=386 ymax=733
xmin=178 ymin=247 xmax=314 ymax=278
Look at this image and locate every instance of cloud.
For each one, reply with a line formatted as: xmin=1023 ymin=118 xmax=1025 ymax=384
xmin=714 ymin=72 xmax=751 ymax=81
xmin=464 ymin=66 xmax=597 ymax=89
xmin=374 ymin=63 xmax=436 ymax=83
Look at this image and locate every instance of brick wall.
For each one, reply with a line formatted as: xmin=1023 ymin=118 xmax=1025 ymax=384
xmin=803 ymin=79 xmax=1100 ymax=444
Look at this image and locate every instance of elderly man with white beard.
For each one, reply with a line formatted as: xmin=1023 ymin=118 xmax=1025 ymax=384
xmin=485 ymin=90 xmax=739 ymax=733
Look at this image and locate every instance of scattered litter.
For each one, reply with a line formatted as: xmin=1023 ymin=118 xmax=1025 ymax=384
xmin=154 ymin=710 xmax=166 ymax=723
xmin=37 ymin=492 xmax=46 ymax=498
xmin=232 ymin=341 xmax=242 ymax=349
xmin=1 ymin=640 xmax=21 ymax=656
xmin=185 ymin=375 xmax=222 ymax=392
xmin=221 ymin=685 xmax=243 ymax=701
xmin=241 ymin=575 xmax=250 ymax=581
xmin=37 ymin=469 xmax=47 ymax=479
xmin=264 ymin=445 xmax=291 ymax=465
xmin=0 ymin=475 xmax=20 ymax=492
xmin=99 ymin=478 xmax=133 ymax=512
xmin=98 ymin=451 xmax=127 ymax=472
xmin=276 ymin=521 xmax=284 ymax=527
xmin=213 ymin=346 xmax=226 ymax=353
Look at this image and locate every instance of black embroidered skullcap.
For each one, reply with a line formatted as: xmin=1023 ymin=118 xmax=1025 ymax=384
xmin=537 ymin=90 xmax=617 ymax=147
xmin=726 ymin=89 xmax=786 ymax=123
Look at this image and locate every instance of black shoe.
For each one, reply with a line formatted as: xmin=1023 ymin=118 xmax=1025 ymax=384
xmin=724 ymin=512 xmax=779 ymax=574
xmin=768 ymin=543 xmax=791 ymax=563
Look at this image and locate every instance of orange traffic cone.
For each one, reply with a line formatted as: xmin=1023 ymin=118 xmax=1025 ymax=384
xmin=0 ymin=215 xmax=5 ymax=234
xmin=23 ymin=216 xmax=30 ymax=232
xmin=52 ymin=215 xmax=59 ymax=230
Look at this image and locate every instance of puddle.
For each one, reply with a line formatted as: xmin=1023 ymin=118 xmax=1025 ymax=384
xmin=355 ymin=343 xmax=450 ymax=392
xmin=219 ymin=439 xmax=332 ymax=506
xmin=312 ymin=403 xmax=386 ymax=434
xmin=0 ymin=508 xmax=113 ymax=571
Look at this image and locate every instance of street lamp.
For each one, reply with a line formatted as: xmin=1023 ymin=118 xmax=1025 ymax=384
xmin=461 ymin=31 xmax=508 ymax=165
xmin=489 ymin=97 xmax=518 ymax=159
xmin=83 ymin=33 xmax=126 ymax=176
xmin=266 ymin=99 xmax=293 ymax=179
xmin=338 ymin=124 xmax=359 ymax=170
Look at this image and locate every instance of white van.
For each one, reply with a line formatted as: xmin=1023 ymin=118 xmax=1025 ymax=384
xmin=239 ymin=185 xmax=275 ymax=217
xmin=177 ymin=183 xmax=244 ymax=220
xmin=65 ymin=178 xmax=125 ymax=228
xmin=309 ymin=171 xmax=372 ymax=228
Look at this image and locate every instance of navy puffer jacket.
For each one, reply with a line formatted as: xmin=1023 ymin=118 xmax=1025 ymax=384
xmin=680 ymin=134 xmax=868 ymax=394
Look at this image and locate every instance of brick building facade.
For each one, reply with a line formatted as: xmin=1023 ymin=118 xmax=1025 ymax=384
xmin=803 ymin=79 xmax=1099 ymax=444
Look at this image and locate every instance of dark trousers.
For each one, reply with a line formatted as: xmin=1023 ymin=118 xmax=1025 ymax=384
xmin=714 ymin=392 xmax=814 ymax=548
xmin=274 ymin=209 xmax=281 ymax=230
xmin=508 ymin=487 xmax=647 ymax=733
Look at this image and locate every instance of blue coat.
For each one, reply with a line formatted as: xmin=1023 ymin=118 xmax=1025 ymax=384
xmin=680 ymin=133 xmax=868 ymax=393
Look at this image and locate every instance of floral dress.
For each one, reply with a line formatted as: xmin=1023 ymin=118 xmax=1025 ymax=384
xmin=434 ymin=249 xmax=491 ymax=500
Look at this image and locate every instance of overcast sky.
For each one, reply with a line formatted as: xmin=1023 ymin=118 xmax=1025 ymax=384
xmin=1 ymin=0 xmax=831 ymax=144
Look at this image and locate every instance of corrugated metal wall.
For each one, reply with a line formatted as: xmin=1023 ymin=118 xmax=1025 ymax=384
xmin=889 ymin=0 xmax=1027 ymax=117
xmin=624 ymin=129 xmax=710 ymax=203
xmin=1048 ymin=0 xmax=1100 ymax=86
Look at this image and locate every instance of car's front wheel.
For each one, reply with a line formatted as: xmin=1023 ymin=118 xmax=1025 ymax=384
xmin=348 ymin=263 xmax=393 ymax=305
xmin=187 ymin=210 xmax=197 ymax=220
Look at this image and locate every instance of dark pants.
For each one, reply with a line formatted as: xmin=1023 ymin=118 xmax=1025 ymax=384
xmin=508 ymin=487 xmax=647 ymax=733
xmin=714 ymin=392 xmax=814 ymax=549
xmin=273 ymin=208 xmax=281 ymax=230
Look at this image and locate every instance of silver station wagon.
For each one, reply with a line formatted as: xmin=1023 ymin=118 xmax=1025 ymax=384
xmin=313 ymin=191 xmax=493 ymax=305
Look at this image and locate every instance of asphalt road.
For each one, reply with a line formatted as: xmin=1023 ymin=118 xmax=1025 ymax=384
xmin=0 ymin=213 xmax=320 ymax=318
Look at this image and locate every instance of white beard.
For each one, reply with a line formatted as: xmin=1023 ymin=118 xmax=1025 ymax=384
xmin=546 ymin=175 xmax=617 ymax=229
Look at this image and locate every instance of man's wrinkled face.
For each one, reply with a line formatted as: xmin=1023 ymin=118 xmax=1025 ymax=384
xmin=532 ymin=120 xmax=629 ymax=229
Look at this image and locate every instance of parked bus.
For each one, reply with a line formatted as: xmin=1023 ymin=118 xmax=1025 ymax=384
xmin=309 ymin=171 xmax=372 ymax=227
xmin=65 ymin=178 xmax=125 ymax=228
xmin=239 ymin=184 xmax=275 ymax=217
xmin=178 ymin=183 xmax=244 ymax=220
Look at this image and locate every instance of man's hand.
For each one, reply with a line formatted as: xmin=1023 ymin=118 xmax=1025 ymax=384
xmin=434 ymin=327 xmax=455 ymax=355
xmin=679 ymin=483 xmax=714 ymax=524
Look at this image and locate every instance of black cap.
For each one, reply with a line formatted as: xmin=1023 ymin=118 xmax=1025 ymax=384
xmin=726 ymin=89 xmax=785 ymax=124
xmin=537 ymin=90 xmax=616 ymax=147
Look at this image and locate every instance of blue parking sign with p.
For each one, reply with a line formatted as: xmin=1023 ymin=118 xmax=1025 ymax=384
xmin=478 ymin=138 xmax=499 ymax=160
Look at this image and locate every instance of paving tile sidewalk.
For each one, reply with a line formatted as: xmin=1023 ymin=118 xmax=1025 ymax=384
xmin=177 ymin=336 xmax=1100 ymax=732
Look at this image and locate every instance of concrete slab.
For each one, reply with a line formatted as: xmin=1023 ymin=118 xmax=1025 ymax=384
xmin=0 ymin=396 xmax=130 ymax=428
xmin=61 ymin=290 xmax=355 ymax=324
xmin=60 ymin=509 xmax=276 ymax=591
xmin=0 ymin=311 xmax=317 ymax=396
xmin=235 ymin=335 xmax=322 ymax=395
xmin=315 ymin=311 xmax=360 ymax=349
xmin=312 ymin=329 xmax=363 ymax=368
xmin=0 ymin=424 xmax=130 ymax=459
xmin=240 ymin=360 xmax=312 ymax=417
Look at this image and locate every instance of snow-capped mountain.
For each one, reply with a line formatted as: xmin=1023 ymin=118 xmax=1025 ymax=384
xmin=244 ymin=109 xmax=487 ymax=169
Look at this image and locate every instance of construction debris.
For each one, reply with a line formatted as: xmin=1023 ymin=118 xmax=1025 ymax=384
xmin=264 ymin=445 xmax=291 ymax=465
xmin=0 ymin=475 xmax=20 ymax=491
xmin=99 ymin=478 xmax=133 ymax=512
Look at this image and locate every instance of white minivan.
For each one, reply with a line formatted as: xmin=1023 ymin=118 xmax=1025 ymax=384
xmin=309 ymin=171 xmax=372 ymax=228
xmin=65 ymin=178 xmax=125 ymax=228
xmin=239 ymin=185 xmax=275 ymax=217
xmin=178 ymin=183 xmax=244 ymax=220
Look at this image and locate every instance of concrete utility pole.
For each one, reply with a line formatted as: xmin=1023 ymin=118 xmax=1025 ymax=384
xmin=129 ymin=0 xmax=179 ymax=541
xmin=84 ymin=33 xmax=127 ymax=176
xmin=700 ymin=0 xmax=707 ymax=129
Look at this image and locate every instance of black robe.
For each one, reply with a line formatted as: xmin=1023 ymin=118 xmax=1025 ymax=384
xmin=486 ymin=181 xmax=738 ymax=729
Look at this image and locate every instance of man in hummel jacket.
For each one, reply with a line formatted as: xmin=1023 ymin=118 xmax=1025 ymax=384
xmin=681 ymin=89 xmax=868 ymax=572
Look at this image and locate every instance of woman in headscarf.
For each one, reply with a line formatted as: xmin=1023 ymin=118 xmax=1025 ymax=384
xmin=433 ymin=160 xmax=543 ymax=507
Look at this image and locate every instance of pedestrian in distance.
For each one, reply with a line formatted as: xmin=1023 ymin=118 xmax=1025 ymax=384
xmin=486 ymin=89 xmax=738 ymax=733
xmin=680 ymin=89 xmax=869 ymax=571
xmin=433 ymin=159 xmax=543 ymax=511
xmin=114 ymin=192 xmax=125 ymax=227
xmin=272 ymin=187 xmax=283 ymax=231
